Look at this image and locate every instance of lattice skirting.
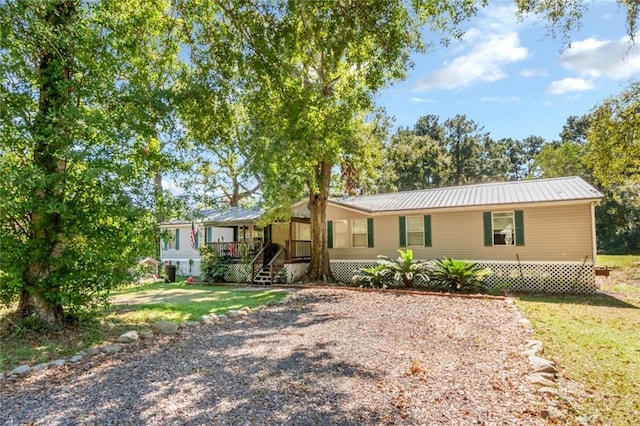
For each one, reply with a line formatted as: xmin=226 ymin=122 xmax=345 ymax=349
xmin=161 ymin=259 xmax=201 ymax=277
xmin=330 ymin=260 xmax=596 ymax=293
xmin=281 ymin=263 xmax=310 ymax=283
xmin=224 ymin=264 xmax=251 ymax=283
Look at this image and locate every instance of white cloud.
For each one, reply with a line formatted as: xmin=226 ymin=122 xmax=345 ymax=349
xmin=415 ymin=33 xmax=528 ymax=91
xmin=414 ymin=4 xmax=528 ymax=91
xmin=545 ymin=77 xmax=594 ymax=95
xmin=521 ymin=68 xmax=548 ymax=78
xmin=481 ymin=96 xmax=521 ymax=103
xmin=410 ymin=97 xmax=435 ymax=103
xmin=560 ymin=36 xmax=640 ymax=80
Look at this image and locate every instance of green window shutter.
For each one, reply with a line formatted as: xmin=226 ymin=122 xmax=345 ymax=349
xmin=423 ymin=215 xmax=432 ymax=247
xmin=327 ymin=220 xmax=333 ymax=249
xmin=367 ymin=218 xmax=374 ymax=248
xmin=163 ymin=236 xmax=167 ymax=251
xmin=195 ymin=229 xmax=199 ymax=248
xmin=398 ymin=216 xmax=406 ymax=247
xmin=483 ymin=212 xmax=492 ymax=247
xmin=175 ymin=229 xmax=180 ymax=250
xmin=515 ymin=210 xmax=525 ymax=246
xmin=206 ymin=227 xmax=212 ymax=244
xmin=233 ymin=227 xmax=238 ymax=242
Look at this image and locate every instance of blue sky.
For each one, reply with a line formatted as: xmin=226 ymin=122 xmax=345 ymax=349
xmin=376 ymin=1 xmax=639 ymax=142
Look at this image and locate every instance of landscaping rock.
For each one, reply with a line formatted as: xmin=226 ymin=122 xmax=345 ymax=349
xmin=186 ymin=321 xmax=200 ymax=327
xmin=33 ymin=363 xmax=50 ymax=372
xmin=117 ymin=330 xmax=139 ymax=343
xmin=200 ymin=315 xmax=218 ymax=325
xmin=140 ymin=331 xmax=154 ymax=339
xmin=239 ymin=306 xmax=251 ymax=314
xmin=11 ymin=365 xmax=30 ymax=376
xmin=537 ymin=387 xmax=559 ymax=396
xmin=266 ymin=299 xmax=278 ymax=306
xmin=527 ymin=373 xmax=556 ymax=387
xmin=529 ymin=355 xmax=558 ymax=374
xmin=51 ymin=359 xmax=67 ymax=367
xmin=69 ymin=355 xmax=83 ymax=363
xmin=540 ymin=406 xmax=566 ymax=421
xmin=152 ymin=321 xmax=179 ymax=334
xmin=102 ymin=344 xmax=123 ymax=354
xmin=217 ymin=314 xmax=228 ymax=321
xmin=226 ymin=310 xmax=240 ymax=318
xmin=525 ymin=340 xmax=544 ymax=353
xmin=81 ymin=348 xmax=101 ymax=357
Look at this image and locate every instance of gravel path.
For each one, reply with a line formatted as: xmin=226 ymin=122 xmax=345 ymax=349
xmin=1 ymin=289 xmax=548 ymax=425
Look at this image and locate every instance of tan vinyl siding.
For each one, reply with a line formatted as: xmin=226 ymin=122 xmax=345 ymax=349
xmin=326 ymin=203 xmax=595 ymax=262
xmin=271 ymin=223 xmax=290 ymax=247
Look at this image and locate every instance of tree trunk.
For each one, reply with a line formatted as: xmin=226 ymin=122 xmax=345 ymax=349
xmin=18 ymin=0 xmax=77 ymax=326
xmin=154 ymin=170 xmax=164 ymax=263
xmin=306 ymin=161 xmax=333 ymax=282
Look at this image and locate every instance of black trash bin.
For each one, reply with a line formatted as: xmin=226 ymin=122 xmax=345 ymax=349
xmin=165 ymin=264 xmax=177 ymax=283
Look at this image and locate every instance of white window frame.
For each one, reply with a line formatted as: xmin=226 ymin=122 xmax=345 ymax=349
xmin=351 ymin=218 xmax=367 ymax=248
xmin=333 ymin=220 xmax=348 ymax=248
xmin=406 ymin=216 xmax=424 ymax=247
xmin=492 ymin=211 xmax=515 ymax=246
xmin=167 ymin=229 xmax=177 ymax=250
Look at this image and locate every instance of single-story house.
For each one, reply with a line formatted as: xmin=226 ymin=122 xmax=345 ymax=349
xmin=161 ymin=176 xmax=603 ymax=292
xmin=325 ymin=176 xmax=603 ymax=292
xmin=160 ymin=206 xmax=311 ymax=284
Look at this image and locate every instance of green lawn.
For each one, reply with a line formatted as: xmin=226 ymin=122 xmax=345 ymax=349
xmin=597 ymin=254 xmax=640 ymax=269
xmin=516 ymin=256 xmax=640 ymax=424
xmin=0 ymin=282 xmax=288 ymax=372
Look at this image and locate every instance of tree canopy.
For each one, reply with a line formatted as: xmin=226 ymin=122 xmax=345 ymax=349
xmin=0 ymin=0 xmax=182 ymax=324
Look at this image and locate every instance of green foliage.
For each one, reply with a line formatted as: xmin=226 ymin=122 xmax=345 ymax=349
xmin=352 ymin=265 xmax=391 ymax=289
xmin=430 ymin=257 xmax=489 ymax=293
xmin=586 ymin=82 xmax=640 ymax=188
xmin=377 ymin=249 xmax=430 ymax=288
xmin=199 ymin=246 xmax=227 ymax=283
xmin=0 ymin=0 xmax=182 ymax=324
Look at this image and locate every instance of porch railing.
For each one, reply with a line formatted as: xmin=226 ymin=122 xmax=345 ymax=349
xmin=206 ymin=241 xmax=262 ymax=261
xmin=249 ymin=243 xmax=270 ymax=284
xmin=286 ymin=240 xmax=311 ymax=260
xmin=268 ymin=245 xmax=287 ymax=283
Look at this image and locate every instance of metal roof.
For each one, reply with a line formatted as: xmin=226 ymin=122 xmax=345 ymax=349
xmin=162 ymin=207 xmax=264 ymax=226
xmin=330 ymin=177 xmax=603 ymax=213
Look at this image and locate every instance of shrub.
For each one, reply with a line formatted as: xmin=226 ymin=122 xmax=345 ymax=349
xmin=377 ymin=249 xmax=430 ymax=288
xmin=430 ymin=257 xmax=489 ymax=293
xmin=352 ymin=265 xmax=391 ymax=289
xmin=199 ymin=245 xmax=227 ymax=283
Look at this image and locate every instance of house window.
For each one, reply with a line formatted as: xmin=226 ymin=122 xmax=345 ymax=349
xmin=406 ymin=216 xmax=424 ymax=247
xmin=352 ymin=219 xmax=367 ymax=247
xmin=333 ymin=220 xmax=348 ymax=248
xmin=165 ymin=228 xmax=180 ymax=250
xmin=493 ymin=212 xmax=515 ymax=246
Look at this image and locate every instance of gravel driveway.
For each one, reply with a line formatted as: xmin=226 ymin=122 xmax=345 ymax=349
xmin=1 ymin=289 xmax=548 ymax=425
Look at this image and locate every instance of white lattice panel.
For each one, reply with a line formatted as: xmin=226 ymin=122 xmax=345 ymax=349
xmin=330 ymin=260 xmax=596 ymax=293
xmin=225 ymin=264 xmax=250 ymax=283
xmin=282 ymin=263 xmax=310 ymax=283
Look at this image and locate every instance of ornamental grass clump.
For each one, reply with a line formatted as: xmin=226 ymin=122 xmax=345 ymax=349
xmin=431 ymin=257 xmax=489 ymax=293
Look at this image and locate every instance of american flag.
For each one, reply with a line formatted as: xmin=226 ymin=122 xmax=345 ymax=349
xmin=190 ymin=221 xmax=200 ymax=248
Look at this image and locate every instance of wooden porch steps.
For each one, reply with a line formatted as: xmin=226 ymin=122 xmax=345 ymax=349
xmin=252 ymin=265 xmax=285 ymax=285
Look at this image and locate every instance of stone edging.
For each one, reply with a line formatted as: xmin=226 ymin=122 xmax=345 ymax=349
xmin=1 ymin=288 xmax=566 ymax=423
xmin=0 ymin=292 xmax=298 ymax=384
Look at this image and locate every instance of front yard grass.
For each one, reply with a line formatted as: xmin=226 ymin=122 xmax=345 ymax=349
xmin=515 ymin=257 xmax=640 ymax=424
xmin=0 ymin=282 xmax=288 ymax=373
